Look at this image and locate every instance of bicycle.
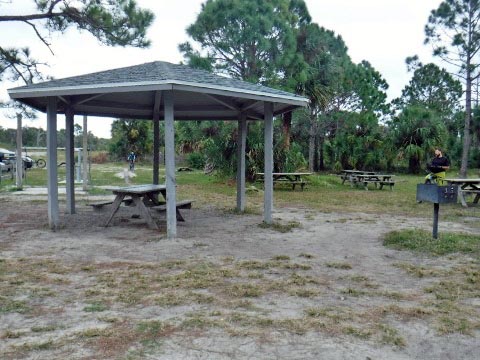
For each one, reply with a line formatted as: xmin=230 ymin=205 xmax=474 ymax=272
xmin=35 ymin=158 xmax=46 ymax=168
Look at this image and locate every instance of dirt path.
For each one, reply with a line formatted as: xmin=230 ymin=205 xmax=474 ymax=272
xmin=0 ymin=199 xmax=478 ymax=359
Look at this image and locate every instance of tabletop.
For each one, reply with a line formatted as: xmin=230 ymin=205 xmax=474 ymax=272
xmin=112 ymin=184 xmax=166 ymax=195
xmin=256 ymin=172 xmax=312 ymax=176
xmin=445 ymin=178 xmax=480 ymax=184
xmin=356 ymin=174 xmax=395 ymax=178
xmin=341 ymin=170 xmax=376 ymax=174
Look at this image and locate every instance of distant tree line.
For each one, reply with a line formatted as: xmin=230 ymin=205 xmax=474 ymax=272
xmin=0 ymin=125 xmax=109 ymax=152
xmin=3 ymin=0 xmax=480 ymax=176
xmin=107 ymin=0 xmax=480 ymax=176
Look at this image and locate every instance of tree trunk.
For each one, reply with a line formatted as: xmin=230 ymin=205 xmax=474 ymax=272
xmin=409 ymin=155 xmax=420 ymax=174
xmin=318 ymin=135 xmax=325 ymax=171
xmin=308 ymin=115 xmax=316 ymax=172
xmin=36 ymin=129 xmax=42 ymax=146
xmin=282 ymin=111 xmax=292 ymax=150
xmin=460 ymin=71 xmax=472 ymax=178
xmin=313 ymin=134 xmax=319 ymax=172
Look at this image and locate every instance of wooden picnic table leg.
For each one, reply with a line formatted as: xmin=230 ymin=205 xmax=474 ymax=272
xmin=104 ymin=194 xmax=126 ymax=227
xmin=474 ymin=193 xmax=480 ymax=204
xmin=131 ymin=195 xmax=159 ymax=230
xmin=458 ymin=186 xmax=468 ymax=207
xmin=144 ymin=191 xmax=162 ymax=206
xmin=157 ymin=189 xmax=184 ymax=221
xmin=350 ymin=176 xmax=355 ymax=188
xmin=458 ymin=187 xmax=468 ymax=207
xmin=176 ymin=209 xmax=185 ymax=222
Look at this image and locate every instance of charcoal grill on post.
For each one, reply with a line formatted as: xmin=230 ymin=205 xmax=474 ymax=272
xmin=416 ymin=184 xmax=458 ymax=239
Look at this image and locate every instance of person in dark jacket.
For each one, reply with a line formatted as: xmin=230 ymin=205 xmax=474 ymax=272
xmin=425 ymin=148 xmax=449 ymax=184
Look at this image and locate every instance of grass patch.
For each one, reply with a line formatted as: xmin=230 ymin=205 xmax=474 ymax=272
xmin=2 ymin=330 xmax=25 ymax=339
xmin=31 ymin=324 xmax=58 ymax=333
xmin=379 ymin=324 xmax=406 ymax=347
xmin=298 ymin=253 xmax=315 ymax=259
xmin=226 ymin=283 xmax=263 ymax=298
xmin=83 ymin=302 xmax=109 ymax=312
xmin=0 ymin=298 xmax=30 ymax=314
xmin=343 ymin=326 xmax=372 ymax=339
xmin=340 ymin=287 xmax=367 ymax=297
xmin=289 ymin=288 xmax=320 ymax=298
xmin=384 ymin=229 xmax=480 ymax=256
xmin=15 ymin=339 xmax=55 ymax=351
xmin=272 ymin=255 xmax=290 ymax=261
xmin=393 ymin=262 xmax=449 ymax=278
xmin=258 ymin=220 xmax=301 ymax=233
xmin=437 ymin=315 xmax=477 ymax=335
xmin=78 ymin=327 xmax=112 ymax=338
xmin=326 ymin=262 xmax=352 ymax=270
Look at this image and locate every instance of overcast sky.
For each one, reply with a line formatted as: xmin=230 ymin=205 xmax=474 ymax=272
xmin=0 ymin=0 xmax=441 ymax=138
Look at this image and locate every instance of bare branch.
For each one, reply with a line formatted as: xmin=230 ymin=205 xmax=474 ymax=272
xmin=0 ymin=12 xmax=63 ymax=22
xmin=23 ymin=20 xmax=54 ymax=55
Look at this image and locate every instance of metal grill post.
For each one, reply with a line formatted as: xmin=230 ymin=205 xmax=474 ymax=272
xmin=433 ymin=203 xmax=439 ymax=239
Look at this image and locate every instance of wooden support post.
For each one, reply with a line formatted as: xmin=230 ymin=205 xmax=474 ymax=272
xmin=164 ymin=91 xmax=177 ymax=239
xmin=153 ymin=91 xmax=162 ymax=185
xmin=15 ymin=113 xmax=23 ymax=189
xmin=82 ymin=115 xmax=88 ymax=191
xmin=47 ymin=97 xmax=59 ymax=230
xmin=236 ymin=113 xmax=247 ymax=212
xmin=65 ymin=108 xmax=75 ymax=214
xmin=264 ymin=102 xmax=274 ymax=224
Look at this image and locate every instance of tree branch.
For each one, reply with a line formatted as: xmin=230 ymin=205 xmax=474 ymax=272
xmin=0 ymin=12 xmax=63 ymax=22
xmin=23 ymin=20 xmax=54 ymax=55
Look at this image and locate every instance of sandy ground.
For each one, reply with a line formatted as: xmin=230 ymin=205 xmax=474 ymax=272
xmin=0 ymin=190 xmax=479 ymax=360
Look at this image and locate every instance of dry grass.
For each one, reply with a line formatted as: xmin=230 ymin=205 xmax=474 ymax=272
xmin=1 ymin=249 xmax=479 ymax=358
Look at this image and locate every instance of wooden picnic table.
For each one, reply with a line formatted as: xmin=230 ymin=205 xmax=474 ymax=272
xmin=339 ymin=170 xmax=376 ymax=185
xmin=339 ymin=170 xmax=395 ymax=190
xmin=354 ymin=174 xmax=396 ymax=190
xmin=445 ymin=178 xmax=480 ymax=207
xmin=256 ymin=172 xmax=312 ymax=190
xmin=101 ymin=184 xmax=191 ymax=230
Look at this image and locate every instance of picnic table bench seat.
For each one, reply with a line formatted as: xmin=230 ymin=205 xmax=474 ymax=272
xmin=463 ymin=189 xmax=480 ymax=194
xmin=88 ymin=198 xmax=133 ymax=211
xmin=151 ymin=199 xmax=194 ymax=212
xmin=255 ymin=172 xmax=311 ymax=191
xmin=257 ymin=177 xmax=308 ymax=190
xmin=151 ymin=199 xmax=194 ymax=222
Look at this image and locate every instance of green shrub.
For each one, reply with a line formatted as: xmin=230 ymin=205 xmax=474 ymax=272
xmin=186 ymin=152 xmax=205 ymax=169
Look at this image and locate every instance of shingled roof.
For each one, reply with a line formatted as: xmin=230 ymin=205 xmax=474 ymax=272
xmin=8 ymin=61 xmax=308 ymax=121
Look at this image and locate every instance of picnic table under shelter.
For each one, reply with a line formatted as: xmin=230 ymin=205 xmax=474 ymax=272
xmin=8 ymin=61 xmax=308 ymax=238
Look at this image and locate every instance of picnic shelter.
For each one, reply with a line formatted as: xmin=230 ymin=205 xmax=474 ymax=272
xmin=8 ymin=61 xmax=309 ymax=238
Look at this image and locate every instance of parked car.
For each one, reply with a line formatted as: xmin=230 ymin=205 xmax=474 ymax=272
xmin=0 ymin=148 xmax=34 ymax=171
xmin=0 ymin=148 xmax=15 ymax=172
xmin=23 ymin=155 xmax=33 ymax=169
